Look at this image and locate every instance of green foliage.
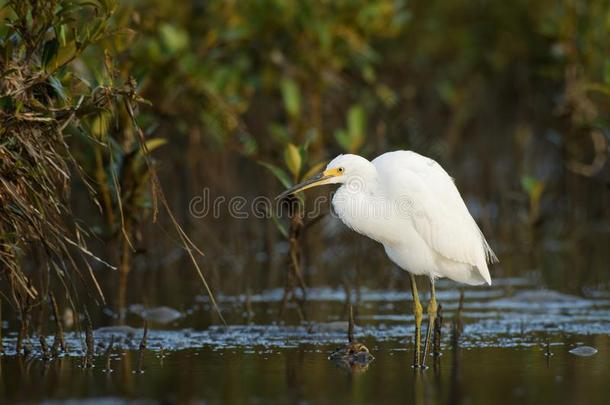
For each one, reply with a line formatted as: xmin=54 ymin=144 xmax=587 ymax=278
xmin=335 ymin=104 xmax=367 ymax=153
xmin=158 ymin=23 xmax=189 ymax=55
xmin=0 ymin=0 xmax=224 ymax=321
xmin=280 ymin=79 xmax=301 ymax=118
xmin=260 ymin=140 xmax=327 ymax=240
xmin=283 ymin=143 xmax=302 ymax=180
xmin=115 ymin=0 xmax=409 ymax=161
xmin=111 ymin=0 xmax=609 ymax=263
xmin=0 ymin=0 xmax=131 ymax=305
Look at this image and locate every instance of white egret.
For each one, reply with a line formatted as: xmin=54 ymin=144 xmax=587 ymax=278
xmin=278 ymin=150 xmax=498 ymax=368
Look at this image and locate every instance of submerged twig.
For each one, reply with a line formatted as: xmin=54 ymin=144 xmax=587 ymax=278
xmin=83 ymin=313 xmax=94 ymax=368
xmin=451 ymin=291 xmax=465 ymax=349
xmin=14 ymin=281 xmax=34 ymax=356
xmin=39 ymin=335 xmax=49 ymax=361
xmin=135 ymin=321 xmax=148 ymax=374
xmin=0 ymin=299 xmax=3 ymax=355
xmin=433 ymin=303 xmax=443 ymax=357
xmin=278 ymin=206 xmax=309 ymax=324
xmin=348 ymin=305 xmax=355 ymax=343
xmin=50 ymin=293 xmax=65 ymax=355
xmin=103 ymin=336 xmax=115 ymax=373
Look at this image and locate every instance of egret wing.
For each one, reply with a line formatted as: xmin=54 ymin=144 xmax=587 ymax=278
xmin=373 ymin=151 xmax=496 ymax=284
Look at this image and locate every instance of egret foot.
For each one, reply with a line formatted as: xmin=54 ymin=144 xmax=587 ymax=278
xmin=409 ymin=274 xmax=424 ymax=368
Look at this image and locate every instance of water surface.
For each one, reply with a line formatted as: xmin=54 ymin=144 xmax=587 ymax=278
xmin=1 ymin=277 xmax=609 ymax=404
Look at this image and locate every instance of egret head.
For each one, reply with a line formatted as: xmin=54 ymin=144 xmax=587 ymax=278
xmin=277 ymin=154 xmax=374 ymax=199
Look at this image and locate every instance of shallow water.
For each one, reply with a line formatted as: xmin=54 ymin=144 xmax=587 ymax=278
xmin=2 ymin=341 xmax=609 ymax=404
xmin=1 ymin=277 xmax=610 ymax=404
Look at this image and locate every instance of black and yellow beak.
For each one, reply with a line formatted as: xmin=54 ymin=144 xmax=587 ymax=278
xmin=277 ymin=168 xmax=342 ymax=199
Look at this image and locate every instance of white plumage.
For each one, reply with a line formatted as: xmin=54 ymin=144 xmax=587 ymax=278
xmin=325 ymin=151 xmax=497 ymax=285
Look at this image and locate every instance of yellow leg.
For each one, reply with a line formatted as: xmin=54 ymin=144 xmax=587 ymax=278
xmin=409 ymin=274 xmax=423 ymax=368
xmin=422 ymin=277 xmax=438 ymax=368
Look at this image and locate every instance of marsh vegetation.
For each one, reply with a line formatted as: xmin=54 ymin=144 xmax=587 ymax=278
xmin=0 ymin=0 xmax=609 ymax=403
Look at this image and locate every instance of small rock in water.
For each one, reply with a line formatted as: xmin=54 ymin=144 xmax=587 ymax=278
xmin=95 ymin=326 xmax=138 ymax=336
xmin=569 ymin=346 xmax=598 ymax=357
xmin=139 ymin=306 xmax=183 ymax=324
xmin=313 ymin=321 xmax=352 ymax=333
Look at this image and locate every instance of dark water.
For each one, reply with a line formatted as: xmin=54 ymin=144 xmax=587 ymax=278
xmin=2 ymin=276 xmax=610 ymax=404
xmin=2 ymin=341 xmax=609 ymax=404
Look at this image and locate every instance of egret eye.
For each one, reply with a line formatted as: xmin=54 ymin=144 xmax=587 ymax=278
xmin=338 ymin=167 xmax=344 ymax=173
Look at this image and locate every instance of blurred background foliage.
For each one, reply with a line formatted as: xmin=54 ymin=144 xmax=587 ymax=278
xmin=1 ymin=0 xmax=609 ymax=325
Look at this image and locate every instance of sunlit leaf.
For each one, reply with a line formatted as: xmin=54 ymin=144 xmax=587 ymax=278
xmin=520 ymin=176 xmax=536 ymax=194
xmin=90 ymin=112 xmax=111 ymax=139
xmin=55 ymin=24 xmax=67 ymax=47
xmin=48 ymin=41 xmax=77 ymax=71
xmin=284 ymin=143 xmax=302 ymax=179
xmin=346 ymin=104 xmax=366 ymax=153
xmin=159 ymin=23 xmax=189 ymax=54
xmin=142 ymin=138 xmax=167 ymax=153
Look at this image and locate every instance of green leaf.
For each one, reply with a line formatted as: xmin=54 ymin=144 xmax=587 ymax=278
xmin=269 ymin=124 xmax=291 ymax=143
xmin=280 ymin=78 xmax=301 ymax=117
xmin=334 ymin=129 xmax=350 ymax=152
xmin=437 ymin=80 xmax=456 ymax=104
xmin=362 ymin=64 xmax=376 ymax=82
xmin=376 ymin=84 xmax=398 ymax=107
xmin=159 ymin=23 xmax=189 ymax=55
xmin=42 ymin=38 xmax=59 ymax=68
xmin=237 ymin=131 xmax=258 ymax=156
xmin=55 ymin=24 xmax=67 ymax=47
xmin=521 ymin=176 xmax=540 ymax=195
xmin=335 ymin=105 xmax=367 ymax=153
xmin=142 ymin=138 xmax=167 ymax=153
xmin=347 ymin=104 xmax=366 ymax=152
xmin=90 ymin=112 xmax=111 ymax=139
xmin=284 ymin=143 xmax=302 ymax=179
xmin=0 ymin=95 xmax=14 ymax=110
xmin=259 ymin=161 xmax=292 ymax=189
xmin=298 ymin=143 xmax=309 ymax=165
